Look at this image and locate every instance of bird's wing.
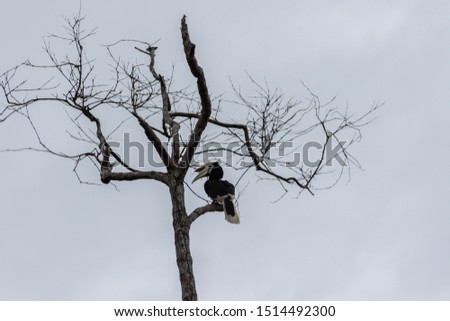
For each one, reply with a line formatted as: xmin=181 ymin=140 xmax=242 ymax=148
xmin=221 ymin=180 xmax=235 ymax=195
xmin=204 ymin=180 xmax=235 ymax=199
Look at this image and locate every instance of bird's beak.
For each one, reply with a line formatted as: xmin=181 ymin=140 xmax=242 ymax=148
xmin=192 ymin=165 xmax=209 ymax=183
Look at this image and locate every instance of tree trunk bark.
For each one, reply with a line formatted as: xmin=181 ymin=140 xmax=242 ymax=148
xmin=169 ymin=174 xmax=198 ymax=301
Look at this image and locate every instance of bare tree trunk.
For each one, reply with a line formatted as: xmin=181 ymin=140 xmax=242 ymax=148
xmin=169 ymin=173 xmax=198 ymax=301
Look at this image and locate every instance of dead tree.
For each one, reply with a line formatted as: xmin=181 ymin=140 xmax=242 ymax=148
xmin=0 ymin=13 xmax=381 ymax=300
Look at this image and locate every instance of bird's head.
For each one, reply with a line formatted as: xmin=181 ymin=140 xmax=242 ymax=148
xmin=192 ymin=161 xmax=221 ymax=183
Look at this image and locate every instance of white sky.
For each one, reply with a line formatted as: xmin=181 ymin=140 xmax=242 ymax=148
xmin=1 ymin=0 xmax=449 ymax=300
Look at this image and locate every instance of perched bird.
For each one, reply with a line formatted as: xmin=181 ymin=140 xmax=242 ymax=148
xmin=192 ymin=161 xmax=240 ymax=224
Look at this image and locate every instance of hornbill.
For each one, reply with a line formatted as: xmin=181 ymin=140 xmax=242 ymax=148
xmin=192 ymin=161 xmax=240 ymax=224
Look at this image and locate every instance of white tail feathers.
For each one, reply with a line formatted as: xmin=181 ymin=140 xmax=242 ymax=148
xmin=223 ymin=196 xmax=240 ymax=224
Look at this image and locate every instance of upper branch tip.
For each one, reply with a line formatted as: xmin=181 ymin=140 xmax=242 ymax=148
xmin=146 ymin=46 xmax=158 ymax=52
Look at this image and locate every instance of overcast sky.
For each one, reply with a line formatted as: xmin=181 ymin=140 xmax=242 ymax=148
xmin=1 ymin=1 xmax=449 ymax=300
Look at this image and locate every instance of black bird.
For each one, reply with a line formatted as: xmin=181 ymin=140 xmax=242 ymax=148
xmin=192 ymin=161 xmax=240 ymax=224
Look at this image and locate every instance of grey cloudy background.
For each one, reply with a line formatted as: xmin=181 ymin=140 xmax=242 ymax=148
xmin=1 ymin=1 xmax=449 ymax=300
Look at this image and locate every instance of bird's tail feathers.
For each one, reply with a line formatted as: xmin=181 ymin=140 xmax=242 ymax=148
xmin=223 ymin=195 xmax=240 ymax=224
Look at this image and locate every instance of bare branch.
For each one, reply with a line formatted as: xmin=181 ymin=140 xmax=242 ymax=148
xmin=188 ymin=203 xmax=223 ymax=225
xmin=184 ymin=181 xmax=209 ymax=203
xmin=144 ymin=46 xmax=181 ymax=164
xmin=103 ymin=170 xmax=168 ymax=185
xmin=130 ymin=110 xmax=175 ymax=169
xmin=179 ymin=16 xmax=212 ymax=171
xmin=0 ymin=14 xmax=173 ymax=186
